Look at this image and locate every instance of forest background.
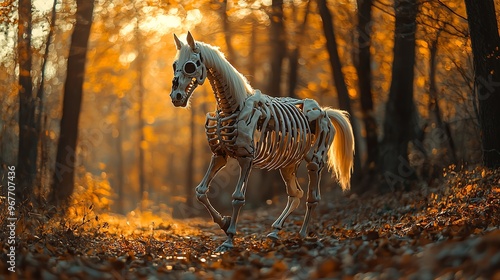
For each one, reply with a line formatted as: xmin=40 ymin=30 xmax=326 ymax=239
xmin=2 ymin=0 xmax=500 ymax=222
xmin=2 ymin=0 xmax=500 ymax=278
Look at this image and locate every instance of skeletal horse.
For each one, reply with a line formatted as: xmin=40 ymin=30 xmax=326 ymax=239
xmin=170 ymin=32 xmax=355 ymax=252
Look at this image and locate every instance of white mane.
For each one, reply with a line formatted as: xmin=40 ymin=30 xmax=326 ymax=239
xmin=176 ymin=41 xmax=254 ymax=109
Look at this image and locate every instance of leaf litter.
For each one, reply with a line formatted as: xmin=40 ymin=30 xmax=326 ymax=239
xmin=1 ymin=166 xmax=499 ymax=279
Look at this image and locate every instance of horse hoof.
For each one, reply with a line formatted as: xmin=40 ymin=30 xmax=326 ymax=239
xmin=215 ymin=242 xmax=233 ymax=253
xmin=266 ymin=231 xmax=279 ymax=240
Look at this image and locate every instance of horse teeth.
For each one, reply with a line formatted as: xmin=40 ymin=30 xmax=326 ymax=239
xmin=171 ymin=37 xmax=354 ymax=252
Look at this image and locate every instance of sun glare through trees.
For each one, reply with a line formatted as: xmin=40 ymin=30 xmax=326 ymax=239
xmin=1 ymin=0 xmax=500 ymax=278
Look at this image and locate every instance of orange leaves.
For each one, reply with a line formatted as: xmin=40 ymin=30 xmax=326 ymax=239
xmin=312 ymin=257 xmax=341 ymax=278
xmin=3 ymin=166 xmax=499 ymax=279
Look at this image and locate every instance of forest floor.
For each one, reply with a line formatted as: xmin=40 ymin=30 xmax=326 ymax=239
xmin=1 ymin=166 xmax=500 ymax=279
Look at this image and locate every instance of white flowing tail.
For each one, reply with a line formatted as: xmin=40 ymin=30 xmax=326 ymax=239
xmin=324 ymin=108 xmax=355 ymax=191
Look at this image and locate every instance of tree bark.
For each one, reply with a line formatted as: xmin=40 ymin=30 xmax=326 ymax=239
xmin=267 ymin=0 xmax=286 ymax=97
xmin=36 ymin=0 xmax=57 ymax=190
xmin=248 ymin=15 xmax=259 ymax=87
xmin=356 ymin=0 xmax=378 ymax=173
xmin=258 ymin=0 xmax=287 ymax=203
xmin=379 ymin=0 xmax=418 ymax=191
xmin=221 ymin=0 xmax=236 ymax=65
xmin=135 ymin=12 xmax=147 ymax=206
xmin=317 ymin=0 xmax=361 ymax=179
xmin=287 ymin=0 xmax=311 ymax=99
xmin=427 ymin=32 xmax=457 ymax=164
xmin=50 ymin=0 xmax=95 ymax=206
xmin=464 ymin=0 xmax=500 ymax=168
xmin=116 ymin=97 xmax=125 ymax=214
xmin=317 ymin=0 xmax=351 ymax=111
xmin=17 ymin=0 xmax=36 ymax=203
xmin=186 ymin=100 xmax=196 ymax=213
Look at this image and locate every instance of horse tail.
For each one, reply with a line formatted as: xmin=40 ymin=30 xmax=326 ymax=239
xmin=324 ymin=108 xmax=355 ymax=191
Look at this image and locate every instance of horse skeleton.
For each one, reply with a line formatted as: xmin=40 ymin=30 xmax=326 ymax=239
xmin=170 ymin=32 xmax=355 ymax=252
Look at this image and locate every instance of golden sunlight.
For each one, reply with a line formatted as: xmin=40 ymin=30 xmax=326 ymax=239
xmin=33 ymin=0 xmax=54 ymax=12
xmin=139 ymin=8 xmax=202 ymax=34
xmin=140 ymin=14 xmax=182 ymax=32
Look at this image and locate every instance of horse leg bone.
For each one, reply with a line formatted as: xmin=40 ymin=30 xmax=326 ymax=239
xmin=234 ymin=110 xmax=262 ymax=156
xmin=267 ymin=163 xmax=303 ymax=240
xmin=215 ymin=156 xmax=253 ymax=252
xmin=300 ymin=122 xmax=332 ymax=238
xmin=300 ymin=117 xmax=332 ymax=237
xmin=299 ymin=159 xmax=324 ymax=238
xmin=195 ymin=154 xmax=231 ymax=232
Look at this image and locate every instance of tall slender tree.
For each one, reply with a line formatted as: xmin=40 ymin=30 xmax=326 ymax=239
xmin=427 ymin=28 xmax=457 ymax=165
xmin=260 ymin=0 xmax=287 ymax=202
xmin=379 ymin=0 xmax=419 ymax=191
xmin=17 ymin=0 xmax=36 ymax=203
xmin=221 ymin=0 xmax=236 ymax=65
xmin=36 ymin=0 xmax=58 ymax=190
xmin=135 ymin=6 xmax=147 ymax=206
xmin=185 ymin=98 xmax=196 ymax=212
xmin=50 ymin=0 xmax=95 ymax=206
xmin=267 ymin=0 xmax=285 ymax=97
xmin=317 ymin=0 xmax=361 ymax=177
xmin=317 ymin=0 xmax=352 ymax=111
xmin=464 ymin=0 xmax=500 ymax=168
xmin=356 ymin=0 xmax=378 ymax=175
xmin=287 ymin=0 xmax=311 ymax=99
xmin=116 ymin=96 xmax=126 ymax=213
xmin=248 ymin=15 xmax=258 ymax=87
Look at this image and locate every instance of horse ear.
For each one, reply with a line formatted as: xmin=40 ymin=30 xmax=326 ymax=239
xmin=174 ymin=34 xmax=183 ymax=50
xmin=186 ymin=31 xmax=197 ymax=51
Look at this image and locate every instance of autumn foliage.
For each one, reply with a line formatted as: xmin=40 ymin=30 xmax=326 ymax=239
xmin=2 ymin=0 xmax=500 ymax=278
xmin=1 ymin=167 xmax=499 ymax=278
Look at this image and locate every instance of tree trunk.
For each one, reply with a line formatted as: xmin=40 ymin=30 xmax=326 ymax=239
xmin=267 ymin=0 xmax=286 ymax=97
xmin=50 ymin=0 xmax=95 ymax=206
xmin=379 ymin=0 xmax=418 ymax=191
xmin=17 ymin=0 xmax=36 ymax=203
xmin=464 ymin=0 xmax=500 ymax=168
xmin=135 ymin=9 xmax=147 ymax=206
xmin=317 ymin=0 xmax=361 ymax=179
xmin=221 ymin=0 xmax=236 ymax=64
xmin=287 ymin=0 xmax=311 ymax=99
xmin=116 ymin=97 xmax=125 ymax=214
xmin=185 ymin=99 xmax=196 ymax=214
xmin=356 ymin=0 xmax=378 ymax=173
xmin=248 ymin=16 xmax=258 ymax=86
xmin=258 ymin=0 xmax=287 ymax=204
xmin=317 ymin=0 xmax=351 ymax=111
xmin=36 ymin=0 xmax=57 ymax=191
xmin=428 ymin=32 xmax=457 ymax=165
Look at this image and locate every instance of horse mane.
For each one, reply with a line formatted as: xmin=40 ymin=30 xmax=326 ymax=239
xmin=177 ymin=41 xmax=254 ymax=109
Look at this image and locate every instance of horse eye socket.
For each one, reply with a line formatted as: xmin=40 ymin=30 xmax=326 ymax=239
xmin=183 ymin=62 xmax=197 ymax=74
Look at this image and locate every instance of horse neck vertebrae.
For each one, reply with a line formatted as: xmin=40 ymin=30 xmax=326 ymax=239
xmin=172 ymin=32 xmax=354 ymax=252
xmin=207 ymin=68 xmax=240 ymax=114
xmin=196 ymin=42 xmax=251 ymax=114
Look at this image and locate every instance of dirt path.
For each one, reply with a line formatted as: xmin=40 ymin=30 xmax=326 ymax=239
xmin=2 ymin=168 xmax=499 ymax=279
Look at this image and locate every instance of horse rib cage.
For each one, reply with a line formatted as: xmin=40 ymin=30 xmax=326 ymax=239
xmin=253 ymin=98 xmax=314 ymax=170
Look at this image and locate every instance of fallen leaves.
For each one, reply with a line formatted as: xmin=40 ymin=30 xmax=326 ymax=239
xmin=1 ymin=166 xmax=499 ymax=279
